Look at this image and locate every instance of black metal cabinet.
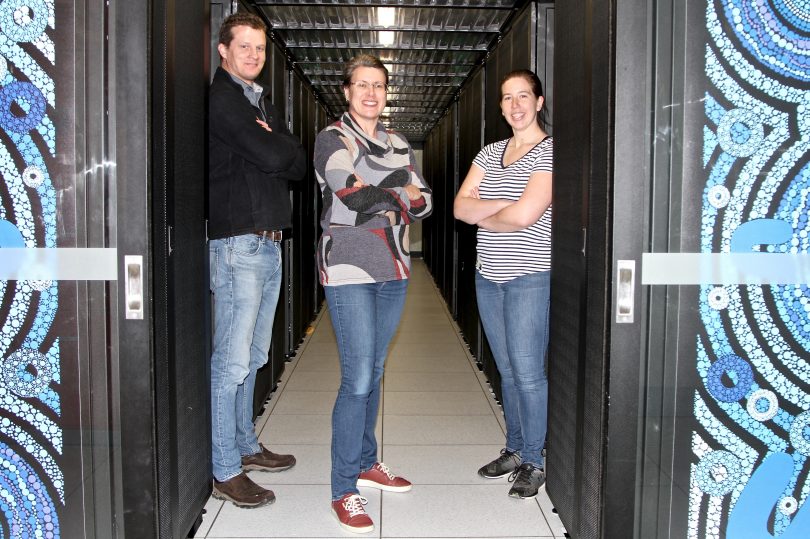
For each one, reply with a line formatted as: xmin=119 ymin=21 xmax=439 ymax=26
xmin=0 ymin=1 xmax=210 ymax=537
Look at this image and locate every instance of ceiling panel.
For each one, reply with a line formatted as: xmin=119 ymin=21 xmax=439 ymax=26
xmin=248 ymin=0 xmax=526 ymax=141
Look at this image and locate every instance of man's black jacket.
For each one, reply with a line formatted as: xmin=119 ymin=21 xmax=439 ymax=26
xmin=208 ymin=67 xmax=306 ymax=239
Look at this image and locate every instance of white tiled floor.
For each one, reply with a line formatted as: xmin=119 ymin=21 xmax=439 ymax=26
xmin=197 ymin=260 xmax=567 ymax=538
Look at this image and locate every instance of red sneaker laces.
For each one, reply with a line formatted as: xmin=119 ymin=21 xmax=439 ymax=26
xmin=342 ymin=494 xmax=368 ymax=517
xmin=375 ymin=463 xmax=396 ymax=480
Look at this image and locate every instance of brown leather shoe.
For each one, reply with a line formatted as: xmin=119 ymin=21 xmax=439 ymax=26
xmin=212 ymin=472 xmax=275 ymax=508
xmin=241 ymin=443 xmax=296 ymax=472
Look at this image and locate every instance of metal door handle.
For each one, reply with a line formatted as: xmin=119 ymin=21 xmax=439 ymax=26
xmin=616 ymin=259 xmax=635 ymax=323
xmin=125 ymin=255 xmax=144 ymax=319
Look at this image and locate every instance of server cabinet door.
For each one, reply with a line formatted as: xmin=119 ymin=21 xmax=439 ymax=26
xmin=0 ymin=2 xmax=208 ymax=538
xmin=613 ymin=0 xmax=810 ymax=537
xmin=0 ymin=2 xmax=121 ymax=537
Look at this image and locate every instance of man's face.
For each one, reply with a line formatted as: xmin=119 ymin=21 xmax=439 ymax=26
xmin=218 ymin=25 xmax=266 ymax=84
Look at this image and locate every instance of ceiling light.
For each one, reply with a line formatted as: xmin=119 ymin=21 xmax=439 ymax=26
xmin=379 ymin=31 xmax=395 ymax=46
xmin=377 ymin=7 xmax=396 ymax=28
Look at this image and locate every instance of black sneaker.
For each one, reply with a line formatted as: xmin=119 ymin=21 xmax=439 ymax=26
xmin=508 ymin=463 xmax=545 ymax=498
xmin=478 ymin=448 xmax=522 ymax=479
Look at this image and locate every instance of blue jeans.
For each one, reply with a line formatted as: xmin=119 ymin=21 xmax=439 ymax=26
xmin=209 ymin=234 xmax=283 ymax=482
xmin=475 ymin=270 xmax=550 ymax=467
xmin=325 ymin=280 xmax=408 ymax=500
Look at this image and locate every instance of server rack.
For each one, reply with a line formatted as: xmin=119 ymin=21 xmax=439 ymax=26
xmin=422 ymin=1 xmax=554 ymax=408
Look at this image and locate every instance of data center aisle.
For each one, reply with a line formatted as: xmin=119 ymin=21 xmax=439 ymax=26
xmin=197 ymin=260 xmax=567 ymax=539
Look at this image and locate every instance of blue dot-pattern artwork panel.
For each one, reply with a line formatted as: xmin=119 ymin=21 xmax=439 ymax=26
xmin=694 ymin=0 xmax=810 ymax=537
xmin=0 ymin=1 xmax=62 ymax=539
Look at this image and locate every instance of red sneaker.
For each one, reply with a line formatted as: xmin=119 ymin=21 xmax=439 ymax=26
xmin=331 ymin=493 xmax=374 ymax=534
xmin=357 ymin=462 xmax=412 ymax=492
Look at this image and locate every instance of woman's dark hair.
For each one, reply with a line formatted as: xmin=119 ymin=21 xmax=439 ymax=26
xmin=343 ymin=54 xmax=389 ymax=88
xmin=500 ymin=69 xmax=548 ymax=128
xmin=218 ymin=12 xmax=267 ymax=47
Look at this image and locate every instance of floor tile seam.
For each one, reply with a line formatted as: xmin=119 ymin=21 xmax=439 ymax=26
xmin=200 ymin=501 xmax=225 ymax=539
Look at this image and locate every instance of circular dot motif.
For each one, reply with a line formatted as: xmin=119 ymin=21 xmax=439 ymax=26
xmin=708 ymin=185 xmax=731 ymax=209
xmin=1 ymin=348 xmax=54 ymax=398
xmin=0 ymin=55 xmax=7 ymax=80
xmin=722 ymin=0 xmax=810 ymax=81
xmin=746 ymin=389 xmax=779 ymax=421
xmin=0 ymin=0 xmax=48 ymax=42
xmin=695 ymin=450 xmax=742 ymax=496
xmin=717 ymin=109 xmax=764 ymax=158
xmin=706 ymin=355 xmax=754 ymax=403
xmin=0 ymin=441 xmax=58 ymax=538
xmin=0 ymin=81 xmax=46 ymax=134
xmin=21 ymin=165 xmax=43 ymax=188
xmin=779 ymin=496 xmax=799 ymax=516
xmin=708 ymin=287 xmax=729 ymax=310
xmin=790 ymin=411 xmax=810 ymax=456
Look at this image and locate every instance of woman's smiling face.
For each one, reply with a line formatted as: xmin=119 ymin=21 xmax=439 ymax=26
xmin=500 ymin=76 xmax=544 ymax=131
xmin=344 ymin=66 xmax=388 ymax=125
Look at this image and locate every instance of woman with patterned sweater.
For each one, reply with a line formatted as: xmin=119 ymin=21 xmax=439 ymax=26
xmin=313 ymin=54 xmax=432 ymax=534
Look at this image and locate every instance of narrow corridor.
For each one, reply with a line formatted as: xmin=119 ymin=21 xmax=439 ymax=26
xmin=197 ymin=260 xmax=566 ymax=538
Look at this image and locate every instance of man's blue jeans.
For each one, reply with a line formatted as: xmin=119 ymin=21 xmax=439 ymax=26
xmin=475 ymin=270 xmax=550 ymax=467
xmin=324 ymin=279 xmax=408 ymax=500
xmin=209 ymin=234 xmax=282 ymax=482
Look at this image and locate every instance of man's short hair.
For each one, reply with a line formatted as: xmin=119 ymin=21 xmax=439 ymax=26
xmin=218 ymin=12 xmax=267 ymax=47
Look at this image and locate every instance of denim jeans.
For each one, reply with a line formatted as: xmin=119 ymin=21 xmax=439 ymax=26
xmin=475 ymin=270 xmax=550 ymax=467
xmin=209 ymin=234 xmax=283 ymax=482
xmin=324 ymin=279 xmax=408 ymax=500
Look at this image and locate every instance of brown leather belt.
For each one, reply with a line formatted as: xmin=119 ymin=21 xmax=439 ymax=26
xmin=254 ymin=230 xmax=282 ymax=241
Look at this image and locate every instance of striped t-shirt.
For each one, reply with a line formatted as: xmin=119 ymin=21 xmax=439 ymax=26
xmin=472 ymin=136 xmax=553 ymax=283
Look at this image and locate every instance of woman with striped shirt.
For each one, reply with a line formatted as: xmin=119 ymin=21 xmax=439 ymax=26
xmin=454 ymin=69 xmax=552 ymax=499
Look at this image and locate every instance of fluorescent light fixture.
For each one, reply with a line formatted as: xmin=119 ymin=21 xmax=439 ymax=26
xmin=379 ymin=31 xmax=395 ymax=46
xmin=377 ymin=7 xmax=396 ymax=28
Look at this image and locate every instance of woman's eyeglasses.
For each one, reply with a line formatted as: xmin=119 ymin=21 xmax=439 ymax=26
xmin=350 ymin=81 xmax=387 ymax=92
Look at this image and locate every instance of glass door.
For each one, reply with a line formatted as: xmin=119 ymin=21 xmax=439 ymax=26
xmin=0 ymin=1 xmax=120 ymax=537
xmin=616 ymin=1 xmax=810 ymax=536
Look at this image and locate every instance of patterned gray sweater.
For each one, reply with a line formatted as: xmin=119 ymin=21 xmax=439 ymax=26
xmin=314 ymin=113 xmax=433 ymax=285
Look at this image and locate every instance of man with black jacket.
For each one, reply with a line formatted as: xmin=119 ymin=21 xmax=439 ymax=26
xmin=208 ymin=11 xmax=306 ymax=509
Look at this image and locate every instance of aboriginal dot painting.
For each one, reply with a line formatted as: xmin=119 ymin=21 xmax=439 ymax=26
xmin=694 ymin=0 xmax=810 ymax=537
xmin=0 ymin=2 xmax=61 ymax=539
